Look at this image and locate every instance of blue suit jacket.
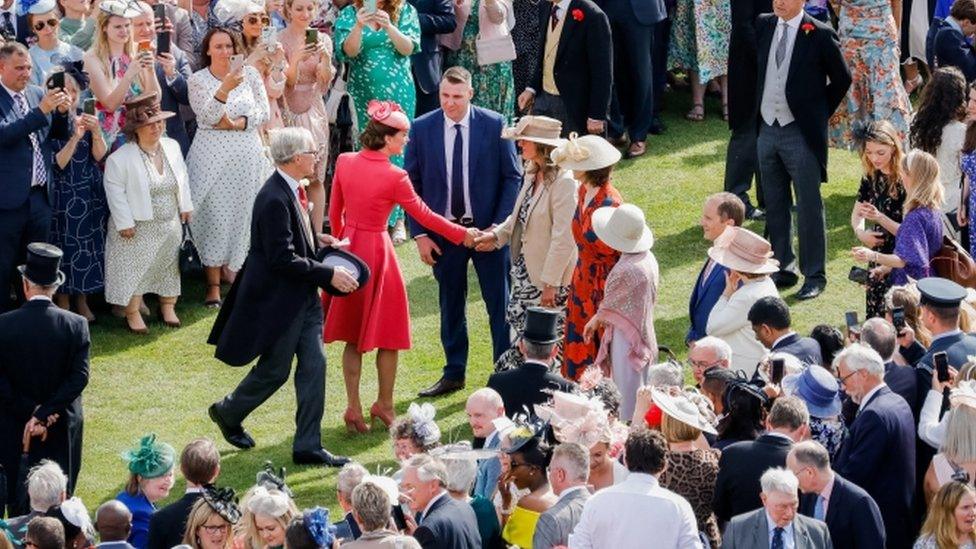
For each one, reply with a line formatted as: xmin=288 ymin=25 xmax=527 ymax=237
xmin=0 ymin=83 xmax=53 ymax=209
xmin=834 ymin=386 xmax=915 ymax=548
xmin=799 ymin=473 xmax=886 ymax=549
xmin=884 ymin=360 xmax=919 ymax=421
xmin=596 ymin=0 xmax=665 ymax=26
xmin=770 ymin=333 xmax=823 ymax=366
xmin=413 ymin=493 xmax=481 ymax=549
xmin=472 ymin=432 xmax=501 ymax=499
xmin=155 ymin=45 xmax=192 ymax=156
xmin=687 ymin=259 xmax=726 ymax=343
xmin=926 ymin=18 xmax=976 ymax=81
xmin=404 ymin=106 xmax=521 ymax=236
xmin=406 ymin=0 xmax=455 ymax=95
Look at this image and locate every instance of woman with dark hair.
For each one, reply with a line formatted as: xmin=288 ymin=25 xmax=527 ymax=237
xmin=713 ymin=380 xmax=768 ymax=450
xmin=497 ymin=422 xmax=556 ymax=548
xmin=809 ymin=325 xmax=845 ymax=370
xmin=909 ymin=67 xmax=967 ymax=218
xmin=389 ymin=403 xmax=442 ymax=473
xmin=284 ymin=509 xmax=339 ymax=549
xmin=323 ymin=100 xmax=477 ymax=434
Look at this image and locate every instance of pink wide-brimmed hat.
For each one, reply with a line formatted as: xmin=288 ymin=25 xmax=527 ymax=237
xmin=707 ymin=226 xmax=780 ymax=274
xmin=367 ymin=100 xmax=410 ymax=131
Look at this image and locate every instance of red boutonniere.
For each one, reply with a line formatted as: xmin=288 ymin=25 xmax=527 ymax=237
xmin=571 ymin=8 xmax=584 ymax=21
xmin=801 ymin=22 xmax=815 ymax=34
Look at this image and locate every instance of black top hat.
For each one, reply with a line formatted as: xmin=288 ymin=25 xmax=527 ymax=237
xmin=918 ymin=277 xmax=968 ymax=308
xmin=316 ymin=247 xmax=371 ymax=296
xmin=17 ymin=243 xmax=65 ymax=286
xmin=522 ymin=307 xmax=560 ymax=344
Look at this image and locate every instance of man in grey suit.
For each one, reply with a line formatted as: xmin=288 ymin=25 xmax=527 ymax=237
xmin=722 ymin=467 xmax=832 ymax=549
xmin=533 ymin=443 xmax=590 ymax=549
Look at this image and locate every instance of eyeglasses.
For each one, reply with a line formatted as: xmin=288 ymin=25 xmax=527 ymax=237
xmin=200 ymin=524 xmax=229 ymax=535
xmin=837 ymin=370 xmax=859 ymax=386
xmin=245 ymin=15 xmax=271 ymax=25
xmin=33 ymin=18 xmax=58 ymax=31
xmin=690 ymin=359 xmax=720 ymax=371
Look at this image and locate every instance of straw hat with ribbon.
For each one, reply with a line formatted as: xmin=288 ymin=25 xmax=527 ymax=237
xmin=501 ymin=116 xmax=566 ymax=147
xmin=122 ymin=93 xmax=175 ymax=135
xmin=706 ymin=226 xmax=780 ymax=275
xmin=550 ymin=133 xmax=621 ymax=171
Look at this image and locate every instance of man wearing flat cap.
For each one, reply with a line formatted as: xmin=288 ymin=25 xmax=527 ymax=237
xmin=487 ymin=307 xmax=576 ymax=417
xmin=0 ymin=242 xmax=90 ymax=517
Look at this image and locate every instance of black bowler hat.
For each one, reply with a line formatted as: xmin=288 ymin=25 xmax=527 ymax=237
xmin=918 ymin=277 xmax=968 ymax=307
xmin=522 ymin=307 xmax=560 ymax=344
xmin=17 ymin=243 xmax=65 ymax=286
xmin=316 ymin=247 xmax=370 ymax=296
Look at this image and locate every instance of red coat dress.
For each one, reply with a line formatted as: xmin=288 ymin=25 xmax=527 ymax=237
xmin=323 ymin=150 xmax=467 ymax=352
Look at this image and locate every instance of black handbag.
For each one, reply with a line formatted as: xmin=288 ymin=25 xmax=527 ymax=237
xmin=179 ymin=223 xmax=203 ymax=276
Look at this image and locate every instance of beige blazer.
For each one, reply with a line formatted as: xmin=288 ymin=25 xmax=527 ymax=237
xmin=492 ymin=165 xmax=578 ymax=288
xmin=341 ymin=530 xmax=421 ymax=549
xmin=103 ymin=138 xmax=193 ymax=230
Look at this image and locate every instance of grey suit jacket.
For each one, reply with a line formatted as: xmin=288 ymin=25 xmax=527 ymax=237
xmin=721 ymin=508 xmax=832 ymax=549
xmin=532 ymin=487 xmax=589 ymax=549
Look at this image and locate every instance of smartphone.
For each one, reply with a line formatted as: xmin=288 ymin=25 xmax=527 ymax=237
xmin=935 ymin=351 xmax=950 ymax=383
xmin=848 ymin=265 xmax=870 ymax=285
xmin=391 ymin=504 xmax=407 ymax=531
xmin=47 ymin=71 xmax=64 ymax=90
xmin=229 ymin=53 xmax=245 ymax=73
xmin=845 ymin=311 xmax=860 ymax=338
xmin=892 ymin=306 xmax=906 ymax=331
xmin=152 ymin=3 xmax=166 ymax=22
xmin=305 ymin=28 xmax=318 ymax=46
xmin=365 ymin=0 xmax=377 ymax=12
xmin=156 ymin=31 xmax=170 ymax=55
xmin=138 ymin=40 xmax=153 ymax=53
xmin=83 ymin=97 xmax=96 ymax=115
xmin=771 ymin=358 xmax=785 ymax=385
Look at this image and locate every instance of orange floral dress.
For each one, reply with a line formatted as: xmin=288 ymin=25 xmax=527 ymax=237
xmin=563 ymin=183 xmax=622 ymax=380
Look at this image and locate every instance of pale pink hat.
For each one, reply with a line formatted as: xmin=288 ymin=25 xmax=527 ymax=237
xmin=367 ymin=100 xmax=410 ymax=132
xmin=707 ymin=226 xmax=780 ymax=275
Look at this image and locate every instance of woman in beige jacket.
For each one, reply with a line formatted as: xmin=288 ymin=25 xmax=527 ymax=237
xmin=475 ymin=116 xmax=577 ymax=372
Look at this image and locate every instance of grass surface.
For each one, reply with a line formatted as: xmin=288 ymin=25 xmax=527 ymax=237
xmin=76 ymin=94 xmax=865 ymax=515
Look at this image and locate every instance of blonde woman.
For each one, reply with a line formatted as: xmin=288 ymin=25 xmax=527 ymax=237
xmin=237 ymin=487 xmax=299 ymax=549
xmin=914 ymin=481 xmax=976 ymax=549
xmin=183 ymin=491 xmax=241 ymax=549
xmin=924 ymin=382 xmax=976 ymax=504
xmin=853 ymin=149 xmax=945 ymax=286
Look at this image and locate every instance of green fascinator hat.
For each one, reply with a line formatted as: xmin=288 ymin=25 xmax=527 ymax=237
xmin=122 ymin=434 xmax=175 ymax=478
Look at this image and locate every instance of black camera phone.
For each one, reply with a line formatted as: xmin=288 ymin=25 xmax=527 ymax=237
xmin=156 ymin=31 xmax=170 ymax=55
xmin=153 ymin=3 xmax=166 ymax=21
xmin=892 ymin=306 xmax=906 ymax=331
xmin=47 ymin=71 xmax=64 ymax=90
xmin=848 ymin=265 xmax=870 ymax=285
xmin=935 ymin=351 xmax=950 ymax=383
xmin=771 ymin=358 xmax=785 ymax=385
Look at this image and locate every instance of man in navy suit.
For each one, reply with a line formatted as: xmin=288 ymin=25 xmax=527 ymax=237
xmin=0 ymin=0 xmax=30 ymax=45
xmin=406 ymin=0 xmax=454 ymax=116
xmin=860 ymin=317 xmax=920 ymax=419
xmin=748 ymin=296 xmax=823 ymax=365
xmin=789 ymin=441 xmax=886 ymax=548
xmin=146 ymin=438 xmax=220 ymax=549
xmin=0 ymin=42 xmax=65 ymax=312
xmin=834 ymin=343 xmax=915 ymax=549
xmin=688 ymin=192 xmax=744 ymax=344
xmin=406 ymin=66 xmax=521 ymax=398
xmin=402 ymin=454 xmax=481 ymax=549
xmin=926 ymin=0 xmax=976 ymax=81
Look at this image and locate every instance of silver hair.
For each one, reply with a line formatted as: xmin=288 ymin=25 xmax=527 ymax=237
xmin=551 ymin=443 xmax=589 ymax=482
xmin=23 ymin=278 xmax=59 ymax=295
xmin=789 ymin=440 xmax=830 ymax=471
xmin=833 ymin=343 xmax=885 ymax=377
xmin=443 ymin=459 xmax=478 ymax=493
xmin=692 ymin=336 xmax=732 ymax=363
xmin=523 ymin=340 xmax=556 ymax=360
xmin=27 ymin=460 xmax=67 ymax=511
xmin=467 ymin=388 xmax=504 ymax=410
xmin=404 ymin=454 xmax=447 ymax=486
xmin=350 ymin=482 xmax=391 ymax=532
xmin=647 ymin=361 xmax=684 ymax=388
xmin=336 ymin=462 xmax=368 ymax=496
xmin=760 ymin=467 xmax=799 ymax=495
xmin=860 ymin=318 xmax=898 ymax=361
xmin=269 ymin=127 xmax=315 ymax=166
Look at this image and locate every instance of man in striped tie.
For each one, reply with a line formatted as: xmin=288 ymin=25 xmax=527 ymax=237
xmin=0 ymin=42 xmax=67 ymax=311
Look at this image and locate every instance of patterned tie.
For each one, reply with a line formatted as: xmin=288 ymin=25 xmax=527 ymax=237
xmin=771 ymin=527 xmax=785 ymax=549
xmin=451 ymin=123 xmax=465 ymax=221
xmin=13 ymin=92 xmax=45 ymax=187
xmin=550 ymin=3 xmax=559 ymax=30
xmin=1 ymin=12 xmax=14 ymax=40
xmin=814 ymin=494 xmax=826 ymax=521
xmin=775 ymin=22 xmax=789 ymax=68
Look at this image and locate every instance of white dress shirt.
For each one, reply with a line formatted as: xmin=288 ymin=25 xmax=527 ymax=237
xmin=443 ymin=108 xmax=472 ymax=221
xmin=919 ymin=389 xmax=949 ymax=449
xmin=765 ymin=511 xmax=796 ymax=549
xmin=277 ymin=168 xmax=302 ymax=202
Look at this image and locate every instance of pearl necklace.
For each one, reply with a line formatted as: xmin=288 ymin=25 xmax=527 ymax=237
xmin=139 ymin=145 xmax=162 ymax=160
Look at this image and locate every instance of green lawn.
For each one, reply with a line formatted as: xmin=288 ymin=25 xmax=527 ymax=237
xmin=75 ymin=94 xmax=865 ymax=516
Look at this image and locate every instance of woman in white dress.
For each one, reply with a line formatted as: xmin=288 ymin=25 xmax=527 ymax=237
xmin=103 ymin=93 xmax=193 ymax=333
xmin=187 ymin=27 xmax=272 ymax=307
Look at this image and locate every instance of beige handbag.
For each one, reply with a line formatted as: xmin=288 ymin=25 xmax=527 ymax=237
xmin=475 ymin=0 xmax=516 ymax=66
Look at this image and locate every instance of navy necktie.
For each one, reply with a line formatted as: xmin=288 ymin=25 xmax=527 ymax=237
xmin=771 ymin=527 xmax=784 ymax=549
xmin=451 ymin=123 xmax=465 ymax=221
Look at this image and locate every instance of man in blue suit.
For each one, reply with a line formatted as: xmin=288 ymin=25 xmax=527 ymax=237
xmin=789 ymin=441 xmax=886 ymax=549
xmin=406 ymin=0 xmax=454 ymax=116
xmin=748 ymin=296 xmax=823 ymax=366
xmin=860 ymin=317 xmax=920 ymax=419
xmin=0 ymin=42 xmax=64 ymax=312
xmin=834 ymin=343 xmax=915 ymax=549
xmin=405 ymin=66 xmax=521 ymax=397
xmin=926 ymin=0 xmax=976 ymax=81
xmin=687 ymin=192 xmax=744 ymax=344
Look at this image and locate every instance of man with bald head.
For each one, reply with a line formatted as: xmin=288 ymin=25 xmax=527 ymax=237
xmin=95 ymin=500 xmax=133 ymax=549
xmin=466 ymin=388 xmax=506 ymax=499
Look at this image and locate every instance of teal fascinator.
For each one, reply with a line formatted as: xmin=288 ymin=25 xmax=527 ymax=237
xmin=122 ymin=434 xmax=175 ymax=478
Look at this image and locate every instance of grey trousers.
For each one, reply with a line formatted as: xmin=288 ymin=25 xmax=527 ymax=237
xmin=757 ymin=121 xmax=827 ymax=283
xmin=216 ymin=292 xmax=326 ymax=453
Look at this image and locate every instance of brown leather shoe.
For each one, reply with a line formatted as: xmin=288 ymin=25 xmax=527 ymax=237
xmin=418 ymin=378 xmax=465 ymax=398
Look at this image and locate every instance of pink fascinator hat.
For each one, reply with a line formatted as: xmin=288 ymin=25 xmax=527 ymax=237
xmin=367 ymin=100 xmax=410 ymax=131
xmin=536 ymin=391 xmax=613 ymax=448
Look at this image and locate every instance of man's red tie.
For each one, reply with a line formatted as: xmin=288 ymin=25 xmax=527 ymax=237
xmin=297 ymin=185 xmax=309 ymax=211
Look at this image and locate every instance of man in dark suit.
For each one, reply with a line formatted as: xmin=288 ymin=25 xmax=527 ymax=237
xmin=516 ymin=0 xmax=612 ymax=137
xmin=713 ymin=396 xmax=809 ymax=525
xmin=926 ymin=0 xmax=976 ymax=81
xmin=688 ymin=192 xmax=744 ymax=344
xmin=748 ymin=296 xmax=823 ymax=365
xmin=207 ymin=127 xmax=354 ymax=467
xmin=0 ymin=42 xmax=65 ymax=312
xmin=754 ymin=0 xmax=851 ymax=300
xmin=406 ymin=67 xmax=521 ymax=397
xmin=0 ymin=0 xmax=30 ymax=45
xmin=402 ymin=454 xmax=481 ymax=549
xmin=0 ymin=243 xmax=89 ymax=517
xmin=789 ymin=441 xmax=886 ymax=548
xmin=833 ymin=343 xmax=915 ymax=549
xmin=406 ymin=0 xmax=454 ymax=116
xmin=333 ymin=462 xmax=367 ymax=542
xmin=146 ymin=438 xmax=220 ymax=549
xmin=487 ymin=307 xmax=576 ymax=417
xmin=860 ymin=317 xmax=920 ymax=419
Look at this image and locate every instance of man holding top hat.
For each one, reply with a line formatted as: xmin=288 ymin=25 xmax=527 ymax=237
xmin=487 ymin=307 xmax=576 ymax=417
xmin=0 ymin=242 xmax=90 ymax=516
xmin=207 ymin=127 xmax=357 ymax=467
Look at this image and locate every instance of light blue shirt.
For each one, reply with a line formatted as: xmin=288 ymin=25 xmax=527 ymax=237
xmin=472 ymin=430 xmax=501 ymax=499
xmin=766 ymin=511 xmax=795 ymax=549
xmin=28 ymin=41 xmax=84 ymax=87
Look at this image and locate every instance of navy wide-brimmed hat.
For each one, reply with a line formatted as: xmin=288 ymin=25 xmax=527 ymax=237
xmin=17 ymin=242 xmax=65 ymax=286
xmin=316 ymin=247 xmax=370 ymax=296
xmin=522 ymin=307 xmax=560 ymax=344
xmin=783 ymin=365 xmax=841 ymax=418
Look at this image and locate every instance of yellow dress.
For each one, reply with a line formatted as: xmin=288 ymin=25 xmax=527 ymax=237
xmin=502 ymin=505 xmax=541 ymax=548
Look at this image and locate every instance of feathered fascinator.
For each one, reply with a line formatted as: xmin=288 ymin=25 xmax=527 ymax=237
xmin=535 ymin=391 xmax=612 ymax=448
xmin=408 ymin=402 xmax=442 ymax=447
xmin=58 ymin=60 xmax=90 ymax=91
xmin=255 ymin=461 xmax=293 ymax=497
xmin=502 ymin=413 xmax=548 ymax=454
xmin=366 ymin=100 xmax=410 ymax=131
xmin=202 ymin=485 xmax=242 ymax=524
xmin=122 ymin=434 xmax=175 ymax=479
xmin=302 ymin=508 xmax=337 ymax=548
xmin=213 ymin=0 xmax=264 ymax=28
xmin=244 ymin=486 xmax=292 ymax=518
xmin=99 ymin=0 xmax=144 ymax=18
xmin=951 ymin=379 xmax=976 ymax=411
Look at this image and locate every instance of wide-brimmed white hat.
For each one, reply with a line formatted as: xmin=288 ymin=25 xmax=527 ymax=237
xmin=550 ymin=133 xmax=621 ymax=171
xmin=651 ymin=388 xmax=717 ymax=435
xmin=592 ymin=203 xmax=654 ymax=253
xmin=706 ymin=226 xmax=780 ymax=275
xmin=99 ymin=0 xmax=143 ymax=18
xmin=501 ymin=116 xmax=566 ymax=147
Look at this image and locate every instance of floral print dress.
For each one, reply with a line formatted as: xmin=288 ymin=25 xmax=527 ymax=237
xmin=667 ymin=0 xmax=731 ymax=82
xmin=96 ymin=54 xmax=143 ymax=149
xmin=856 ymin=173 xmax=904 ymax=318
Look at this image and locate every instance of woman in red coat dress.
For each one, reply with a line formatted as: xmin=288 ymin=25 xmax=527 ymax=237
xmin=324 ymin=100 xmax=477 ymax=434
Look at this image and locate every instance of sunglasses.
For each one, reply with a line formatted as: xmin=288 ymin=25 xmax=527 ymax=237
xmin=33 ymin=18 xmax=58 ymax=31
xmin=245 ymin=15 xmax=271 ymax=25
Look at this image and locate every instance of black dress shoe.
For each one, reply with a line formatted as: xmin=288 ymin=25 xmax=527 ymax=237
xmin=795 ymin=281 xmax=826 ymax=300
xmin=293 ymin=448 xmax=351 ymax=467
xmin=649 ymin=116 xmax=666 ymax=135
xmin=746 ymin=208 xmax=765 ymax=221
xmin=770 ymin=271 xmax=799 ymax=290
xmin=208 ymin=403 xmax=255 ymax=449
xmin=418 ymin=378 xmax=465 ymax=398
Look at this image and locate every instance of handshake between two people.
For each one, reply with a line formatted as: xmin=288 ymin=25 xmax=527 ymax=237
xmin=415 ymin=227 xmax=503 ymax=266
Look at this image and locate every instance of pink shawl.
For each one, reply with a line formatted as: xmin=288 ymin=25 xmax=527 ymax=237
xmin=593 ymin=251 xmax=659 ymax=373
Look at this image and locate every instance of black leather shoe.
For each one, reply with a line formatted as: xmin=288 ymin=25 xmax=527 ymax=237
xmin=418 ymin=378 xmax=465 ymax=398
xmin=746 ymin=208 xmax=765 ymax=221
xmin=795 ymin=281 xmax=826 ymax=300
xmin=649 ymin=116 xmax=666 ymax=135
xmin=208 ymin=403 xmax=255 ymax=450
xmin=770 ymin=271 xmax=799 ymax=290
xmin=293 ymin=449 xmax=351 ymax=467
